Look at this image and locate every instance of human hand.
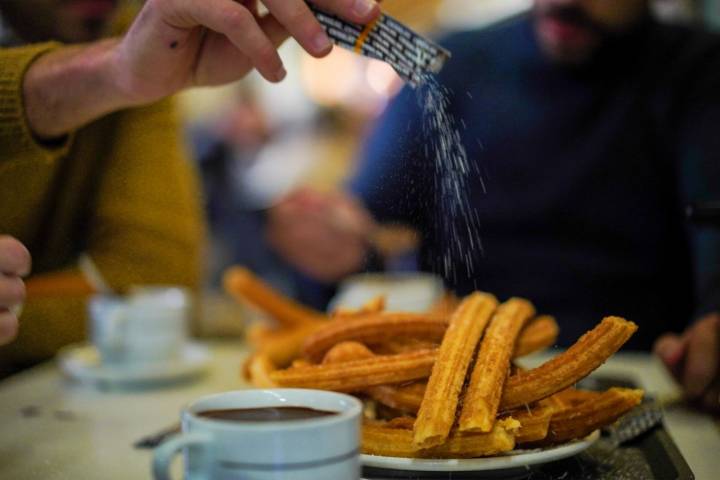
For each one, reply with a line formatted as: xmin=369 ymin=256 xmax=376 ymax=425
xmin=114 ymin=0 xmax=380 ymax=103
xmin=654 ymin=313 xmax=720 ymax=412
xmin=267 ymin=188 xmax=376 ymax=283
xmin=0 ymin=236 xmax=31 ymax=346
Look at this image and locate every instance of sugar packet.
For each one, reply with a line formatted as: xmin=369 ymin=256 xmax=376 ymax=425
xmin=309 ymin=4 xmax=451 ymax=87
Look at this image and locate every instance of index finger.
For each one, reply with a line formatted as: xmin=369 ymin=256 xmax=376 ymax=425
xmin=263 ymin=0 xmax=380 ymax=57
xmin=180 ymin=0 xmax=287 ymax=82
xmin=0 ymin=236 xmax=31 ymax=276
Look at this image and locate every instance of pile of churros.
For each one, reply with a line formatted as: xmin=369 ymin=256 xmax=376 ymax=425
xmin=224 ymin=266 xmax=644 ymax=458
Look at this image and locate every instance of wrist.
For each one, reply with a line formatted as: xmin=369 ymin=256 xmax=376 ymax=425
xmin=106 ymin=38 xmax=161 ymax=108
xmin=23 ymin=38 xmax=138 ymax=139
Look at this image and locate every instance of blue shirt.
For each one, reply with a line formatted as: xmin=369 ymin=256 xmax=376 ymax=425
xmin=350 ymin=15 xmax=720 ymax=349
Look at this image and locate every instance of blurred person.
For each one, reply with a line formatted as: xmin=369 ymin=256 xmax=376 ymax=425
xmin=268 ymin=0 xmax=720 ymax=410
xmin=0 ymin=0 xmax=379 ymax=372
xmin=189 ymin=89 xmax=280 ymax=289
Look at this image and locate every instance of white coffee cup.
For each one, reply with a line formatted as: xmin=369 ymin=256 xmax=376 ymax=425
xmin=88 ymin=287 xmax=189 ymax=366
xmin=152 ymin=389 xmax=362 ymax=480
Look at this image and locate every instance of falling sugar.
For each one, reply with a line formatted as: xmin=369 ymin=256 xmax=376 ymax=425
xmin=416 ymin=75 xmax=484 ymax=283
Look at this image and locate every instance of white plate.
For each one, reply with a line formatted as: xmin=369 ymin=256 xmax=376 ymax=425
xmin=329 ymin=273 xmax=444 ymax=313
xmin=58 ymin=343 xmax=211 ymax=388
xmin=361 ymin=430 xmax=599 ymax=473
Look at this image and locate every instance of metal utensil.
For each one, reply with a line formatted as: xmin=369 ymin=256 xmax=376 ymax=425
xmin=604 ymin=402 xmax=664 ymax=447
xmin=134 ymin=423 xmax=180 ymax=449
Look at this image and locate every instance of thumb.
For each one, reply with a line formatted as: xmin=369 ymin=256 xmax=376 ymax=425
xmin=654 ymin=333 xmax=686 ymax=379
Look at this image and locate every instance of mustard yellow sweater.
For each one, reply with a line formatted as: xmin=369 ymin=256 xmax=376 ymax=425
xmin=0 ymin=43 xmax=206 ymax=372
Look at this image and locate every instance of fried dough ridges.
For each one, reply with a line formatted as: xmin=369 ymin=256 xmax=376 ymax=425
xmin=413 ymin=292 xmax=498 ymax=448
xmin=302 ymin=313 xmax=447 ymax=363
xmin=225 ymin=266 xmax=643 ymax=460
xmin=363 ymin=418 xmax=519 ymax=458
xmin=514 ymin=315 xmax=559 ymax=357
xmin=459 ymin=298 xmax=536 ymax=433
xmin=529 ymin=388 xmax=644 ymax=446
xmin=224 ymin=266 xmax=326 ymax=327
xmin=500 ymin=316 xmax=637 ymax=410
xmin=269 ymin=349 xmax=437 ymax=391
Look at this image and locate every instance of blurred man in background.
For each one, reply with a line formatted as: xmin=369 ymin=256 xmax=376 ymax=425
xmin=0 ymin=0 xmax=379 ymax=374
xmin=268 ymin=0 xmax=720 ymax=410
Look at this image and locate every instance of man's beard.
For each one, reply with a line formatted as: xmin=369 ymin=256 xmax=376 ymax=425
xmin=533 ymin=3 xmax=616 ymax=64
xmin=536 ymin=3 xmax=612 ymax=39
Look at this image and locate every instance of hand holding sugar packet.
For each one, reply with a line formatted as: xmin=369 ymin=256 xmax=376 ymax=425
xmin=308 ymin=3 xmax=451 ymax=87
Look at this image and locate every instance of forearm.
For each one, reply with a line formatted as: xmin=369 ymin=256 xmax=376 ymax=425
xmin=22 ymin=39 xmax=137 ymax=139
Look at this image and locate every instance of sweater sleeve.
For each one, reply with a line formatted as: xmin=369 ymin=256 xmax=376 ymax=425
xmin=0 ymin=99 xmax=207 ymax=371
xmin=0 ymin=42 xmax=74 ymax=163
xmin=85 ymin=98 xmax=207 ymax=292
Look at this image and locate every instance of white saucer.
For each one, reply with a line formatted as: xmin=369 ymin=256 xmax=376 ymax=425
xmin=361 ymin=431 xmax=599 ymax=473
xmin=58 ymin=343 xmax=211 ymax=388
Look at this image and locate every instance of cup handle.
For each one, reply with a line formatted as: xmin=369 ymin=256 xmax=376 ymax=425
xmin=152 ymin=432 xmax=212 ymax=480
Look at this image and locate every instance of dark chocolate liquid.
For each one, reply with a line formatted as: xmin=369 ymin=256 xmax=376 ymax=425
xmin=197 ymin=407 xmax=338 ymax=422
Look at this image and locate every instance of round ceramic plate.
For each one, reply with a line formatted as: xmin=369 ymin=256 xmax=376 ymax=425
xmin=58 ymin=343 xmax=210 ymax=387
xmin=361 ymin=430 xmax=599 ymax=473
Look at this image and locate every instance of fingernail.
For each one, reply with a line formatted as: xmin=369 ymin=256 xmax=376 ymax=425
xmin=275 ymin=65 xmax=287 ymax=82
xmin=313 ymin=31 xmax=332 ymax=54
xmin=352 ymin=0 xmax=377 ymax=17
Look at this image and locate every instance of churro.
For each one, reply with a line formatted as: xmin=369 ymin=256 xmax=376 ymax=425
xmin=505 ymin=401 xmax=554 ymax=444
xmin=320 ymin=343 xmax=427 ymax=414
xmin=500 ymin=317 xmax=637 ymax=410
xmin=365 ymin=382 xmax=427 ymax=414
xmin=363 ymin=418 xmax=519 ymax=458
xmin=270 ymin=349 xmax=437 ymax=392
xmin=373 ymin=338 xmax=439 ymax=355
xmin=332 ymin=295 xmax=386 ymax=317
xmin=243 ymin=352 xmax=278 ymax=388
xmin=553 ymin=388 xmax=604 ymax=408
xmin=230 ymin=272 xmax=644 ymax=460
xmin=322 ymin=341 xmax=375 ymax=364
xmin=514 ymin=315 xmax=559 ymax=357
xmin=224 ymin=266 xmax=326 ymax=327
xmin=460 ymin=298 xmax=535 ymax=433
xmin=291 ymin=358 xmax=311 ymax=368
xmin=428 ymin=292 xmax=460 ymax=318
xmin=532 ymin=388 xmax=643 ymax=446
xmin=413 ymin=292 xmax=498 ymax=448
xmin=251 ymin=322 xmax=324 ymax=368
xmin=302 ymin=313 xmax=447 ymax=363
xmin=385 ymin=416 xmax=416 ymax=429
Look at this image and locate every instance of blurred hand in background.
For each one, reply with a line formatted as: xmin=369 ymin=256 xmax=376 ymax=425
xmin=655 ymin=313 xmax=720 ymax=412
xmin=267 ymin=188 xmax=376 ymax=283
xmin=0 ymin=236 xmax=31 ymax=346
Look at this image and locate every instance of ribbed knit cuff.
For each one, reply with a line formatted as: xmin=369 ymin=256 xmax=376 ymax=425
xmin=0 ymin=42 xmax=74 ymax=162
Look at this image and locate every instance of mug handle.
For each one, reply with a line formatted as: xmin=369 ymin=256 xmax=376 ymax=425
xmin=152 ymin=432 xmax=212 ymax=480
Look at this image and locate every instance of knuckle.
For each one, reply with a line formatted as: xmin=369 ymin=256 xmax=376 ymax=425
xmin=285 ymin=4 xmax=312 ymax=26
xmin=1 ymin=277 xmax=25 ymax=305
xmin=223 ymin=6 xmax=251 ymax=30
xmin=0 ymin=236 xmax=31 ymax=274
xmin=255 ymin=42 xmax=279 ymax=65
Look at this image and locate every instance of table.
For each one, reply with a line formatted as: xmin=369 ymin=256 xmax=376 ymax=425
xmin=0 ymin=343 xmax=718 ymax=479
